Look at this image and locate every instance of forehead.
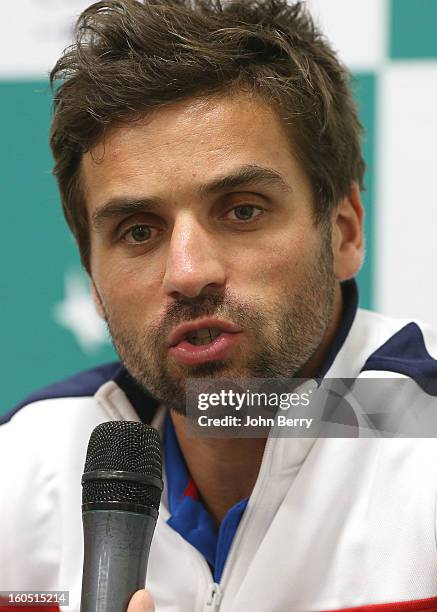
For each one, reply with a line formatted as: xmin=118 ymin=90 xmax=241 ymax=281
xmin=81 ymin=93 xmax=311 ymax=213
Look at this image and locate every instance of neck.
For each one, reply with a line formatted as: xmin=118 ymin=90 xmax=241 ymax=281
xmin=170 ymin=283 xmax=344 ymax=526
xmin=170 ymin=410 xmax=266 ymax=527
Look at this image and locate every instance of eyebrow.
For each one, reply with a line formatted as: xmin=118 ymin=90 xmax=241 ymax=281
xmin=92 ymin=197 xmax=162 ymax=232
xmin=91 ymin=164 xmax=292 ymax=231
xmin=199 ymin=164 xmax=292 ymax=196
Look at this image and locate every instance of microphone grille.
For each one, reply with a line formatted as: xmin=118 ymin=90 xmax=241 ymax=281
xmin=82 ymin=421 xmax=162 ymax=512
xmin=84 ymin=421 xmax=162 ymax=475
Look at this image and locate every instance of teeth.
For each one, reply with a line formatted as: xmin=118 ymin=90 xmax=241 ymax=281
xmin=186 ymin=327 xmax=221 ymax=346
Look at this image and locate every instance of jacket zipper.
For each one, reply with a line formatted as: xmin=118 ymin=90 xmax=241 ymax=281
xmin=193 ymin=545 xmax=223 ymax=612
xmin=204 ymin=582 xmax=223 ymax=611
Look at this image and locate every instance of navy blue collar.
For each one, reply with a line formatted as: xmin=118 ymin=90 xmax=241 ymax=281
xmin=315 ymin=278 xmax=359 ymax=378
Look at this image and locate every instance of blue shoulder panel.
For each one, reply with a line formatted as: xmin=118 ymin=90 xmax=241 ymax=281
xmin=361 ymin=322 xmax=437 ymax=396
xmin=1 ymin=362 xmax=159 ymax=425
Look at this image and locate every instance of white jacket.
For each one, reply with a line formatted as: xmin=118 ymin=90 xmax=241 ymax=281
xmin=2 ymin=300 xmax=437 ymax=611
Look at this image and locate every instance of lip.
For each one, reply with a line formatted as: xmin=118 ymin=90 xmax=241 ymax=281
xmin=167 ymin=318 xmax=243 ymax=348
xmin=168 ymin=331 xmax=243 ymax=366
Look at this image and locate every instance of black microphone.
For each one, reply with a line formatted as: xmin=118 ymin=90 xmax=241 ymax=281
xmin=80 ymin=421 xmax=163 ymax=612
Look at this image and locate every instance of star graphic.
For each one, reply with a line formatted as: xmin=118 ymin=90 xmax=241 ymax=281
xmin=53 ymin=269 xmax=111 ymax=353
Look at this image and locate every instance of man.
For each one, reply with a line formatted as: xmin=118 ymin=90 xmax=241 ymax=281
xmin=2 ymin=1 xmax=437 ymax=611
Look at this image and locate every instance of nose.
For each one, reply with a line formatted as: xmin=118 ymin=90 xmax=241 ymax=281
xmin=163 ymin=214 xmax=226 ymax=299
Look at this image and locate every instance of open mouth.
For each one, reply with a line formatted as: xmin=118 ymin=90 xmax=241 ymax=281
xmin=185 ymin=327 xmax=222 ymax=346
xmin=168 ymin=322 xmax=243 ymax=366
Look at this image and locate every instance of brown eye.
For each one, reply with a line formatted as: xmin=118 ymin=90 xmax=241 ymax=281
xmin=229 ymin=205 xmax=262 ymax=221
xmin=234 ymin=206 xmax=254 ymax=220
xmin=128 ymin=225 xmax=151 ymax=242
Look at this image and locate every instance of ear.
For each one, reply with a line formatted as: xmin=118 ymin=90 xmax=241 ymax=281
xmin=88 ymin=276 xmax=106 ymax=320
xmin=331 ymin=182 xmax=365 ymax=282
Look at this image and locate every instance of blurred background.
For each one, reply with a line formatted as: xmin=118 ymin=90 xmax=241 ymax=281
xmin=1 ymin=0 xmax=436 ymax=413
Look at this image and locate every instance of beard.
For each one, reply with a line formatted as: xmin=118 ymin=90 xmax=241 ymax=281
xmin=100 ymin=226 xmax=336 ymax=414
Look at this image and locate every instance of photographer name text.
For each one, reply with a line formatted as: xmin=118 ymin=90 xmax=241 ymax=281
xmin=197 ymin=414 xmax=313 ymax=428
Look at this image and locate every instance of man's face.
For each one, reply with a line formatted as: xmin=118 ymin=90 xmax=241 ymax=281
xmin=82 ymin=93 xmax=337 ymax=412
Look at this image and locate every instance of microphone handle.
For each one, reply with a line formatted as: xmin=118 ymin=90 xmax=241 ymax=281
xmin=80 ymin=510 xmax=157 ymax=612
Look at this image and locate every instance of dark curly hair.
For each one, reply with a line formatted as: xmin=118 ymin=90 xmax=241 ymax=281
xmin=50 ymin=0 xmax=365 ymax=271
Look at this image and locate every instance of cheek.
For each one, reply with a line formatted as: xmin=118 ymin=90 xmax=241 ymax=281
xmin=95 ymin=260 xmax=164 ymax=319
xmin=233 ymin=231 xmax=316 ymax=288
